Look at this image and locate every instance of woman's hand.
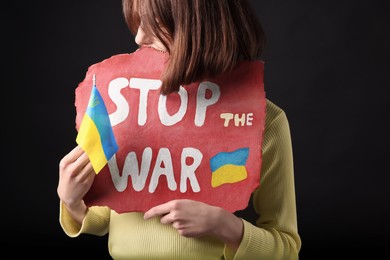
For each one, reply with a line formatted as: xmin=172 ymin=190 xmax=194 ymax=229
xmin=144 ymin=199 xmax=244 ymax=250
xmin=57 ymin=146 xmax=95 ymax=224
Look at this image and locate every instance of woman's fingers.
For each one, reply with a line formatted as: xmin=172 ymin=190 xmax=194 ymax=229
xmin=59 ymin=146 xmax=93 ymax=178
xmin=144 ymin=201 xmax=173 ymax=220
xmin=74 ymin=148 xmax=91 ymax=171
xmin=59 ymin=146 xmax=81 ymax=171
xmin=78 ymin=160 xmax=95 ymax=182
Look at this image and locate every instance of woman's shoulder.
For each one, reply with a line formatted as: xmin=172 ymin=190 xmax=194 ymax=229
xmin=263 ymin=99 xmax=292 ymax=151
xmin=265 ymin=98 xmax=288 ymax=127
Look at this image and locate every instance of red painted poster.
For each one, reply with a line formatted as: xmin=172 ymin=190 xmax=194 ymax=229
xmin=75 ymin=47 xmax=266 ymax=213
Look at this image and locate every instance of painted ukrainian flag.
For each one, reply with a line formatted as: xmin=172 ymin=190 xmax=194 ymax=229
xmin=210 ymin=148 xmax=249 ymax=188
xmin=76 ymin=75 xmax=118 ymax=174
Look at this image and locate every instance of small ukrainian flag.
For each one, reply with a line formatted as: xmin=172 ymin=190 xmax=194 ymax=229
xmin=210 ymin=148 xmax=249 ymax=188
xmin=76 ymin=74 xmax=118 ymax=174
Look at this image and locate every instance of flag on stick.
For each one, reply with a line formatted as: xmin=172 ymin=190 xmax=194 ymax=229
xmin=76 ymin=74 xmax=118 ymax=174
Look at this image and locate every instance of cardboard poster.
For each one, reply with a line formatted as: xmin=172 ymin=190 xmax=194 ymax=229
xmin=75 ymin=47 xmax=266 ymax=213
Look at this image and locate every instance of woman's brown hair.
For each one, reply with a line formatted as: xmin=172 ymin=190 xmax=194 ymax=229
xmin=122 ymin=0 xmax=265 ymax=95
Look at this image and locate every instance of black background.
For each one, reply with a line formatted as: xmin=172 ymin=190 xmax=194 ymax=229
xmin=5 ymin=0 xmax=389 ymax=258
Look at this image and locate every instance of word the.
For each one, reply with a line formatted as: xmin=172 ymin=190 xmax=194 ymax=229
xmin=220 ymin=113 xmax=254 ymax=127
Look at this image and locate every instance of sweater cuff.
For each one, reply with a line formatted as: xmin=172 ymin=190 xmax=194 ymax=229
xmin=59 ymin=201 xmax=110 ymax=237
xmin=223 ymin=219 xmax=252 ymax=260
xmin=59 ymin=201 xmax=83 ymax=237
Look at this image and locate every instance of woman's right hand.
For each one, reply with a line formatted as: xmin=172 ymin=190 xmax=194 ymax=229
xmin=57 ymin=146 xmax=95 ymax=223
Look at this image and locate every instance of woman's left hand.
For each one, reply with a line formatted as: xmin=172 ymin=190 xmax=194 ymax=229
xmin=144 ymin=199 xmax=244 ymax=249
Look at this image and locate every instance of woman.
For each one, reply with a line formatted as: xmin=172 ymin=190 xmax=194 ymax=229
xmin=57 ymin=0 xmax=301 ymax=259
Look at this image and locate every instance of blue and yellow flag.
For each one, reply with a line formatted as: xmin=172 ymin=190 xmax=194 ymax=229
xmin=210 ymin=148 xmax=249 ymax=188
xmin=76 ymin=75 xmax=118 ymax=174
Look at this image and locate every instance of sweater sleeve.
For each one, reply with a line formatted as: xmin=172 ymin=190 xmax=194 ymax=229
xmin=59 ymin=201 xmax=111 ymax=237
xmin=224 ymin=100 xmax=301 ymax=259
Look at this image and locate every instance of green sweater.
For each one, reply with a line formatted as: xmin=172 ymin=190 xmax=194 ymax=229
xmin=59 ymin=99 xmax=301 ymax=259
